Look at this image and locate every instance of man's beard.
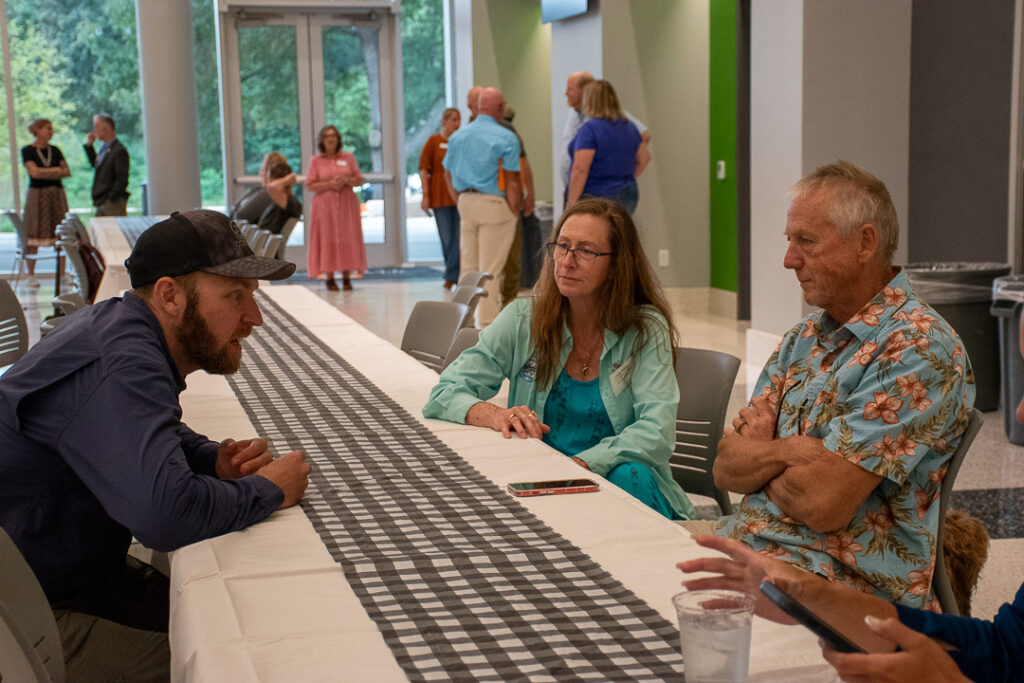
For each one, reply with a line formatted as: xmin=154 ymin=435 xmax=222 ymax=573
xmin=175 ymin=287 xmax=243 ymax=375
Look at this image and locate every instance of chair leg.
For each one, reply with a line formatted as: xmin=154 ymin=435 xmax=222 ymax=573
xmin=12 ymin=256 xmax=25 ymax=287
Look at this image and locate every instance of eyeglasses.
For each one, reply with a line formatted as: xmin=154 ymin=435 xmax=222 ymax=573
xmin=546 ymin=241 xmax=612 ymax=264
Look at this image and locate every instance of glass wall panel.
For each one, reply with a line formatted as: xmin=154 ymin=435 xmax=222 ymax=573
xmin=237 ymin=25 xmax=301 ymax=176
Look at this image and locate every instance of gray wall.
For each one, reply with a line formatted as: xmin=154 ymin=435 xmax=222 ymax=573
xmin=750 ymin=0 xmax=912 ymax=336
xmin=908 ymin=0 xmax=1015 ymax=263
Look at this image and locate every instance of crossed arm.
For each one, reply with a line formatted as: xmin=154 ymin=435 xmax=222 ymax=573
xmin=713 ymin=397 xmax=882 ymax=533
xmin=24 ymin=160 xmax=70 ymax=180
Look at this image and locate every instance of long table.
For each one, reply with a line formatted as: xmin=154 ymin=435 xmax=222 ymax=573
xmin=170 ymin=287 xmax=829 ymax=681
xmin=87 ymin=217 xmax=830 ymax=681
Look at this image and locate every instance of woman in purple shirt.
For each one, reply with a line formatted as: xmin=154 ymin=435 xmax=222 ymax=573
xmin=566 ymin=80 xmax=651 ymax=214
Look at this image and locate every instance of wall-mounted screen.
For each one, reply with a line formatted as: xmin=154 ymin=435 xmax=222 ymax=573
xmin=542 ymin=0 xmax=589 ymax=24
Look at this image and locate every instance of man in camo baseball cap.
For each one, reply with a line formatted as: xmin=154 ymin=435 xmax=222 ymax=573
xmin=125 ymin=210 xmax=295 ymax=287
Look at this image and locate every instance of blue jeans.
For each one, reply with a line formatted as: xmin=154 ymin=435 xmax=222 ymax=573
xmin=584 ymin=182 xmax=639 ymax=215
xmin=433 ymin=205 xmax=460 ymax=282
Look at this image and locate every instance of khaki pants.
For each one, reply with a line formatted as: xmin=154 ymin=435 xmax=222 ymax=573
xmin=457 ymin=192 xmax=517 ymax=325
xmin=95 ymin=197 xmax=128 ymax=217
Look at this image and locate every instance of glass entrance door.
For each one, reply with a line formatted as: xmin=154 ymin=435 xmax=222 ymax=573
xmin=217 ymin=6 xmax=405 ymax=270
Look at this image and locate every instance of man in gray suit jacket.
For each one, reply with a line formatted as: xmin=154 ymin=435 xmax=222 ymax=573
xmin=84 ymin=114 xmax=130 ymax=216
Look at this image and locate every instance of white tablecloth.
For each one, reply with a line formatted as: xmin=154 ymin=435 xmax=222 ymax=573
xmin=170 ymin=285 xmax=830 ymax=682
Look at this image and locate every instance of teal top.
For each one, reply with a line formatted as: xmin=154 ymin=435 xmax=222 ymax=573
xmin=423 ymin=297 xmax=696 ymax=520
xmin=542 ymin=370 xmax=615 ymax=455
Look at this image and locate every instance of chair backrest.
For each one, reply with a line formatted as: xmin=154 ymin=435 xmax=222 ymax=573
xmin=0 ymin=280 xmax=29 ymax=368
xmin=57 ymin=236 xmax=100 ymax=303
xmin=0 ymin=527 xmax=65 ymax=683
xmin=261 ymin=234 xmax=285 ymax=258
xmin=276 ymin=217 xmax=300 ymax=257
xmin=670 ymin=347 xmax=742 ymax=516
xmin=63 ymin=213 xmax=89 ymax=245
xmin=450 ymin=285 xmax=484 ymax=306
xmin=52 ymin=291 xmax=87 ymax=317
xmin=456 ymin=270 xmax=493 ymax=289
xmin=442 ymin=327 xmax=480 ymax=370
xmin=241 ymin=224 xmax=258 ymax=244
xmin=5 ymin=210 xmax=29 ymax=253
xmin=250 ymin=229 xmax=271 ymax=255
xmin=933 ymin=408 xmax=983 ymax=616
xmin=401 ymin=301 xmax=470 ymax=373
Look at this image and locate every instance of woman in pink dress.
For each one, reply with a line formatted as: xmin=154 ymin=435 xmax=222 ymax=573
xmin=306 ymin=125 xmax=366 ymax=291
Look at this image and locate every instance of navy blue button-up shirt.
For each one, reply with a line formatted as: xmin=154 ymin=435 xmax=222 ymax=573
xmin=0 ymin=293 xmax=283 ymax=601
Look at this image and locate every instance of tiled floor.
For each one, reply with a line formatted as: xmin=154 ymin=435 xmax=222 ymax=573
xmin=8 ymin=270 xmax=1021 ymax=622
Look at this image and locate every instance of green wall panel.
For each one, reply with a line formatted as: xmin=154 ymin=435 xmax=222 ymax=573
xmin=709 ymin=0 xmax=738 ymax=291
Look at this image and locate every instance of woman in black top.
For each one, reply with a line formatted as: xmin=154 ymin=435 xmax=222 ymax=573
xmin=21 ymin=118 xmax=70 ymax=286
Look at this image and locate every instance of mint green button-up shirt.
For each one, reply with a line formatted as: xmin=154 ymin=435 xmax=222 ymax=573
xmin=423 ymin=297 xmax=696 ymax=520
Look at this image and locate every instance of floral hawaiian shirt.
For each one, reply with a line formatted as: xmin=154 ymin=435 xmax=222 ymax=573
xmin=718 ymin=269 xmax=975 ymax=610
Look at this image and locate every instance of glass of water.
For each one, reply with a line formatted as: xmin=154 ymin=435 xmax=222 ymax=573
xmin=672 ymin=590 xmax=756 ymax=682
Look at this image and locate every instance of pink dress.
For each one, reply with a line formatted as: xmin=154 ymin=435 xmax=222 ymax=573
xmin=306 ymin=151 xmax=366 ymax=276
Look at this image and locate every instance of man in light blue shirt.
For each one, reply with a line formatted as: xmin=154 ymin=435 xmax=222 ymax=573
xmin=443 ymin=87 xmax=522 ymax=325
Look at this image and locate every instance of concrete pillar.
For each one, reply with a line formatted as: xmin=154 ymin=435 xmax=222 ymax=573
xmin=549 ymin=12 xmax=601 ymax=217
xmin=749 ymin=0 xmax=912 ymax=338
xmin=134 ymin=0 xmax=202 ymax=214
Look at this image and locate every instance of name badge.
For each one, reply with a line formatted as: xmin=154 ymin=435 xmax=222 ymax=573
xmin=517 ymin=356 xmax=537 ymax=384
xmin=609 ymin=357 xmax=635 ymax=396
xmin=440 ymin=142 xmax=448 ymax=149
xmin=336 ymin=160 xmax=348 ymax=166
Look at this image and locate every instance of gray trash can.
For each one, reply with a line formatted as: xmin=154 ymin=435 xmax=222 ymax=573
xmin=905 ymin=262 xmax=1011 ymax=412
xmin=991 ymin=274 xmax=1024 ymax=443
xmin=522 ymin=202 xmax=554 ymax=289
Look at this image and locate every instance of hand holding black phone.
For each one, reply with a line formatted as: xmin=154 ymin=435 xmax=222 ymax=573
xmin=759 ymin=580 xmax=866 ymax=654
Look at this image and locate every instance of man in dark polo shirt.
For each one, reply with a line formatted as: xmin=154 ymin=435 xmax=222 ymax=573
xmin=0 ymin=210 xmax=311 ymax=680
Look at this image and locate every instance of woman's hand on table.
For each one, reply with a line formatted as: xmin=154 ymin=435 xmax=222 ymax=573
xmin=467 ymin=402 xmax=550 ymax=439
xmin=216 ymin=438 xmax=274 ymax=479
xmin=255 ymin=451 xmax=312 ymax=508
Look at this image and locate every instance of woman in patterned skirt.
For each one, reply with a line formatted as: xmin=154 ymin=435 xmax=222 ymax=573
xmin=21 ymin=118 xmax=70 ymax=287
xmin=305 ymin=125 xmax=365 ymax=291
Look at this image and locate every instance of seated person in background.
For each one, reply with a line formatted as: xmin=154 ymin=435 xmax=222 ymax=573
xmin=0 ymin=210 xmax=311 ymax=680
xmin=678 ymin=534 xmax=1022 ymax=682
xmin=232 ymin=160 xmax=302 ymax=235
xmin=423 ymin=198 xmax=696 ymax=520
xmin=714 ymin=161 xmax=975 ymax=609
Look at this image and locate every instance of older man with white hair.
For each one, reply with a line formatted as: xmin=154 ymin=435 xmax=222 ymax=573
xmin=713 ymin=161 xmax=975 ymax=610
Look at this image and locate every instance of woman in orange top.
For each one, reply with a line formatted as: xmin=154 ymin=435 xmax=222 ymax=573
xmin=418 ymin=108 xmax=461 ymax=289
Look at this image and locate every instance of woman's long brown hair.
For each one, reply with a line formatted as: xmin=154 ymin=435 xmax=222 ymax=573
xmin=530 ymin=198 xmax=677 ymax=390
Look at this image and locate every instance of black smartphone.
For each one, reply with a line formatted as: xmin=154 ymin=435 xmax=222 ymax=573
xmin=506 ymin=479 xmax=600 ymax=496
xmin=759 ymin=580 xmax=866 ymax=654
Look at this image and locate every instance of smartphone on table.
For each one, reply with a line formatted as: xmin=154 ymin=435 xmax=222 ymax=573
xmin=759 ymin=580 xmax=866 ymax=654
xmin=506 ymin=479 xmax=600 ymax=496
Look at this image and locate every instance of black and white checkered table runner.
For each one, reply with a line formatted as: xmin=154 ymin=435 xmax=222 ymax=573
xmin=226 ymin=292 xmax=685 ymax=681
xmin=115 ymin=216 xmax=160 ymax=246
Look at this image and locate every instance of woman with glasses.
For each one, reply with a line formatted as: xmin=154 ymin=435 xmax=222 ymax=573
xmin=424 ymin=198 xmax=695 ymax=519
xmin=306 ymin=125 xmax=365 ymax=291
